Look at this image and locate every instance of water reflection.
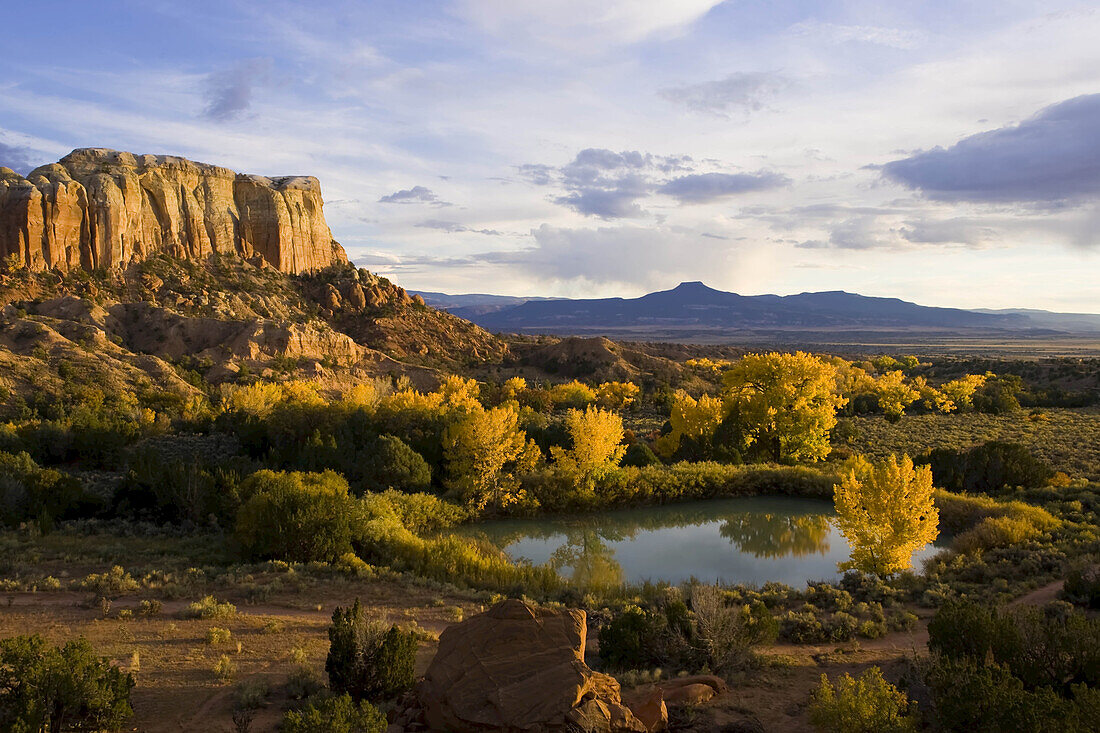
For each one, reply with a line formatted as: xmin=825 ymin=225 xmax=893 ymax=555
xmin=451 ymin=496 xmax=941 ymax=587
xmin=719 ymin=513 xmax=831 ymax=559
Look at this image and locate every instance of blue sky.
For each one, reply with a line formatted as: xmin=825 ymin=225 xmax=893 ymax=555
xmin=2 ymin=1 xmax=1098 ymax=311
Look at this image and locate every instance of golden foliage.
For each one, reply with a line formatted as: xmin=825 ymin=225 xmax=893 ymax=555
xmin=595 ymin=381 xmax=640 ymax=409
xmin=722 ymin=352 xmax=847 ymax=463
xmin=873 ymin=371 xmax=919 ymax=420
xmin=442 ymin=404 xmax=538 ymax=512
xmin=551 ymin=406 xmax=627 ymax=484
xmin=833 ymin=454 xmax=939 ymax=577
xmin=939 ymin=374 xmax=987 ymax=411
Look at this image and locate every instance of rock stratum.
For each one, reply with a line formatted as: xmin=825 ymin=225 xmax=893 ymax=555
xmin=0 ymin=148 xmax=346 ymax=274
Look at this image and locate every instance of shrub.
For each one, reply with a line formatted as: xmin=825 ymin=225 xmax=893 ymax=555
xmin=359 ymin=435 xmax=432 ymax=492
xmin=235 ymin=677 xmax=270 ymax=709
xmin=1061 ymin=564 xmax=1100 ymax=609
xmin=0 ymin=635 xmax=135 ymax=732
xmin=325 ymin=599 xmax=418 ymax=702
xmin=235 ymin=470 xmax=362 ymax=562
xmin=138 ymin=599 xmax=162 ymax=616
xmin=598 ymin=606 xmax=664 ymax=670
xmin=214 ymin=654 xmax=236 ymax=682
xmin=809 ymin=666 xmax=918 ymax=733
xmin=953 ymin=516 xmax=1042 ymax=553
xmin=281 ymin=693 xmax=386 ymax=733
xmin=622 ymin=442 xmax=661 ymax=468
xmin=0 ymin=450 xmax=87 ymax=528
xmin=286 ymin=666 xmax=325 ymax=700
xmin=181 ymin=595 xmax=237 ymax=620
xmin=207 ymin=627 xmax=232 ymax=645
xmin=78 ymin=565 xmax=141 ymax=600
xmin=923 ymin=441 xmax=1054 ymax=493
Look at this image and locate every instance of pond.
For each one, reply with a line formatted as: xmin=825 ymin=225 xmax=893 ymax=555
xmin=450 ymin=496 xmax=944 ymax=588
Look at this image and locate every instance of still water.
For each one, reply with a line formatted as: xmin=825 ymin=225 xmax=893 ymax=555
xmin=452 ymin=496 xmax=943 ymax=588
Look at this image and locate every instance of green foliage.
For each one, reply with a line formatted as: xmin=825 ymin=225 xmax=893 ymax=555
xmin=929 ymin=600 xmax=1100 ymax=691
xmin=973 ymin=374 xmax=1024 ymax=414
xmin=597 ymin=589 xmax=775 ymax=673
xmin=622 ymin=441 xmax=661 ymax=467
xmin=0 ymin=450 xmax=87 ymax=529
xmin=115 ymin=434 xmax=249 ymax=523
xmin=0 ymin=635 xmax=135 ymax=732
xmin=281 ymin=693 xmax=386 ymax=733
xmin=325 ymin=599 xmax=418 ymax=703
xmin=923 ymin=441 xmax=1055 ymax=493
xmin=360 ymin=434 xmax=431 ymax=492
xmin=235 ymin=470 xmax=362 ymax=562
xmin=1061 ymin=564 xmax=1100 ymax=609
xmin=809 ymin=666 xmax=917 ymax=733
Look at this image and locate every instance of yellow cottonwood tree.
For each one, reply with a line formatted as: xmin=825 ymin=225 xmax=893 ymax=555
xmin=552 ymin=406 xmax=626 ymax=488
xmin=873 ymin=371 xmax=919 ymax=421
xmin=911 ymin=376 xmax=954 ymax=413
xmin=595 ymin=381 xmax=640 ymax=409
xmin=442 ymin=405 xmax=539 ymax=512
xmin=939 ymin=374 xmax=987 ymax=411
xmin=833 ymin=454 xmax=939 ymax=577
xmin=722 ymin=352 xmax=847 ymax=463
xmin=656 ymin=391 xmax=726 ymax=458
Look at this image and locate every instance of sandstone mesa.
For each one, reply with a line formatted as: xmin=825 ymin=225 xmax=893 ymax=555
xmin=0 ymin=148 xmax=347 ymax=274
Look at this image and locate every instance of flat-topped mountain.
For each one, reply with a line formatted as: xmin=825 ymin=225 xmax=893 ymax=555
xmin=421 ymin=281 xmax=1100 ymax=337
xmin=0 ymin=148 xmax=347 ymax=274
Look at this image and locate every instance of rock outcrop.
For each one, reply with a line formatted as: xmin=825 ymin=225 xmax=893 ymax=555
xmin=0 ymin=148 xmax=346 ymax=274
xmin=395 ymin=600 xmax=652 ymax=732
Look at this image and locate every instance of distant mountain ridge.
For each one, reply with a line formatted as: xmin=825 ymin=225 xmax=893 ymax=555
xmin=414 ymin=282 xmax=1100 ymax=335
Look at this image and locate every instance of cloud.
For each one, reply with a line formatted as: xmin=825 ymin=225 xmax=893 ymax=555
xmin=789 ymin=21 xmax=924 ymax=49
xmin=659 ymin=171 xmax=790 ymax=203
xmin=0 ymin=140 xmax=39 ymax=174
xmin=378 ymin=185 xmax=451 ymax=206
xmin=415 ymin=219 xmax=502 ymax=235
xmin=535 ymin=147 xmax=781 ymax=218
xmin=202 ymin=58 xmax=274 ymax=121
xmin=659 ymin=72 xmax=790 ymax=116
xmin=457 ymin=0 xmax=725 ymax=49
xmin=477 ymin=224 xmax=741 ymax=288
xmin=516 ymin=164 xmax=555 ymax=185
xmin=882 ymin=94 xmax=1100 ymax=203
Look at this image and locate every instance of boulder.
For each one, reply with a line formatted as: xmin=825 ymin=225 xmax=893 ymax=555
xmin=656 ymin=675 xmax=728 ymax=707
xmin=413 ymin=599 xmax=647 ymax=732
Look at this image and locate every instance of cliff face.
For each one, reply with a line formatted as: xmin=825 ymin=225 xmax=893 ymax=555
xmin=0 ymin=148 xmax=347 ymax=274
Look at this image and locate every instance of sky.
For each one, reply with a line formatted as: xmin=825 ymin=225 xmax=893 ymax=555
xmin=2 ymin=1 xmax=1098 ymax=312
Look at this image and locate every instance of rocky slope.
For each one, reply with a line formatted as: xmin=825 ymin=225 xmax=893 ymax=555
xmin=0 ymin=148 xmax=346 ymax=274
xmin=0 ymin=254 xmax=509 ymax=402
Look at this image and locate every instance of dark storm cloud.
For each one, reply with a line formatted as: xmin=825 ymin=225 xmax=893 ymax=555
xmin=882 ymin=94 xmax=1100 ymax=203
xmin=0 ymin=140 xmax=39 ymax=174
xmin=658 ymin=71 xmax=790 ymax=116
xmin=378 ymin=186 xmax=451 ymax=206
xmin=659 ymin=171 xmax=790 ymax=203
xmin=202 ymin=59 xmax=274 ymax=121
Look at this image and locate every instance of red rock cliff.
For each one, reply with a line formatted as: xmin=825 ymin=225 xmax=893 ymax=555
xmin=0 ymin=148 xmax=347 ymax=273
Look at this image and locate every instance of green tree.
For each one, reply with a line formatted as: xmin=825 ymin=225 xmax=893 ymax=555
xmin=722 ymin=352 xmax=847 ymax=463
xmin=0 ymin=635 xmax=135 ymax=733
xmin=325 ymin=599 xmax=418 ymax=703
xmin=360 ymin=434 xmax=431 ymax=492
xmin=833 ymin=454 xmax=938 ymax=577
xmin=235 ymin=470 xmax=361 ymax=562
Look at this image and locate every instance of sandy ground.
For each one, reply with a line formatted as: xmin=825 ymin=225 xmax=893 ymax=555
xmin=0 ymin=578 xmax=1067 ymax=732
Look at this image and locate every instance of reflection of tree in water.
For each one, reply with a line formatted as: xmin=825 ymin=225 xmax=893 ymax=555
xmin=719 ymin=513 xmax=831 ymax=558
xmin=549 ymin=529 xmax=624 ymax=590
